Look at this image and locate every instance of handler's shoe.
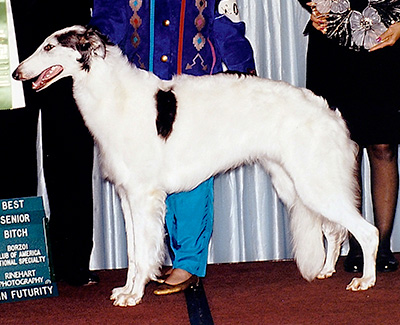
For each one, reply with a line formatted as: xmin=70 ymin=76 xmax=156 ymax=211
xmin=65 ymin=269 xmax=100 ymax=286
xmin=344 ymin=253 xmax=363 ymax=273
xmin=153 ymin=275 xmax=199 ymax=295
xmin=345 ymin=250 xmax=399 ymax=273
xmin=376 ymin=251 xmax=399 ymax=273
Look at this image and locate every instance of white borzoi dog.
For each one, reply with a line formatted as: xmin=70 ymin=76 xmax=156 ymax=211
xmin=13 ymin=26 xmax=378 ymax=307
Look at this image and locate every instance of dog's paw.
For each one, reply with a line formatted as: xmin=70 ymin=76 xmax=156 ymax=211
xmin=346 ymin=277 xmax=375 ymax=291
xmin=317 ymin=268 xmax=336 ymax=279
xmin=317 ymin=267 xmax=336 ymax=280
xmin=110 ymin=286 xmax=127 ymax=300
xmin=110 ymin=286 xmax=143 ymax=307
xmin=112 ymin=293 xmax=142 ymax=307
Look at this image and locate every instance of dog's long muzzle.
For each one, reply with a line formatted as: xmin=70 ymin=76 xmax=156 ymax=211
xmin=12 ymin=68 xmax=23 ymax=81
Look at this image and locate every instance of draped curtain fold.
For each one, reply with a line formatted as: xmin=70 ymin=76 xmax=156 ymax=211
xmin=89 ymin=0 xmax=400 ymax=270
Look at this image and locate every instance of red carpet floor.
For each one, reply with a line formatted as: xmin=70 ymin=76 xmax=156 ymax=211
xmin=1 ymin=256 xmax=400 ymax=324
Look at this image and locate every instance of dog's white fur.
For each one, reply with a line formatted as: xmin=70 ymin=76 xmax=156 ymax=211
xmin=14 ymin=26 xmax=379 ymax=306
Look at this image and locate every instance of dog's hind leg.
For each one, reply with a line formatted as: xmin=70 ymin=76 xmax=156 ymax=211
xmin=261 ymin=160 xmax=325 ymax=281
xmin=317 ymin=220 xmax=347 ymax=279
xmin=111 ymin=187 xmax=167 ymax=307
xmin=288 ymin=161 xmax=378 ymax=290
xmin=342 ymin=214 xmax=378 ymax=291
xmin=292 ymin=178 xmax=377 ymax=289
xmin=321 ymin=207 xmax=378 ymax=290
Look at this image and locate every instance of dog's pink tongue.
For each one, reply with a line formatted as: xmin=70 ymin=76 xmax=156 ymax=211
xmin=32 ymin=65 xmax=63 ymax=90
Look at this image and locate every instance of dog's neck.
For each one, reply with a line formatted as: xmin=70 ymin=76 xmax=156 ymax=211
xmin=71 ymin=44 xmax=163 ymax=147
xmin=73 ymin=44 xmax=159 ymax=108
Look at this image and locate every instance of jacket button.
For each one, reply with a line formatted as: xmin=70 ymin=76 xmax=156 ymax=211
xmin=161 ymin=55 xmax=168 ymax=62
xmin=163 ymin=20 xmax=170 ymax=27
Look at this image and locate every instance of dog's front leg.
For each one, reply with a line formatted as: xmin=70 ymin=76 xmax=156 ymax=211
xmin=111 ymin=188 xmax=167 ymax=307
xmin=110 ymin=188 xmax=138 ymax=306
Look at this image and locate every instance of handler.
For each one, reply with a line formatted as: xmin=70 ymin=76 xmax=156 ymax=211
xmin=90 ymin=0 xmax=255 ymax=294
xmin=2 ymin=0 xmax=98 ymax=286
xmin=299 ymin=0 xmax=400 ymax=272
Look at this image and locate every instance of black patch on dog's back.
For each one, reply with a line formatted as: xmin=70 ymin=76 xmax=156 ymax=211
xmin=156 ymin=89 xmax=177 ymax=140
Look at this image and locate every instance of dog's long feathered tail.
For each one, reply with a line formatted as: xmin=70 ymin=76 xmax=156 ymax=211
xmin=290 ymin=200 xmax=325 ymax=281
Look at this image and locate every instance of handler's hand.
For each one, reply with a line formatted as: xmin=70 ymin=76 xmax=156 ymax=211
xmin=306 ymin=1 xmax=328 ymax=34
xmin=369 ymin=22 xmax=400 ymax=52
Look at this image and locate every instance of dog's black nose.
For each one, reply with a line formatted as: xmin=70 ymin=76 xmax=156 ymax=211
xmin=12 ymin=69 xmax=21 ymax=80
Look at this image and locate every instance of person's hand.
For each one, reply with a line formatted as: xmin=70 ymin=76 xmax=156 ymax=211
xmin=307 ymin=2 xmax=328 ymax=34
xmin=369 ymin=22 xmax=400 ymax=52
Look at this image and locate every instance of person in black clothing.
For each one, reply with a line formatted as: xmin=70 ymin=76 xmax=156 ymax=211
xmin=4 ymin=0 xmax=97 ymax=285
xmin=299 ymin=0 xmax=400 ymax=272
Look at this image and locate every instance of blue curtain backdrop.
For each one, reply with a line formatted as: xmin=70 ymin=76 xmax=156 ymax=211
xmin=89 ymin=0 xmax=400 ymax=270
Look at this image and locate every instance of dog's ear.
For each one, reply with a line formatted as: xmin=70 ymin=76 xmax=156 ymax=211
xmin=80 ymin=28 xmax=106 ymax=59
xmin=90 ymin=28 xmax=107 ymax=59
xmin=76 ymin=28 xmax=107 ymax=71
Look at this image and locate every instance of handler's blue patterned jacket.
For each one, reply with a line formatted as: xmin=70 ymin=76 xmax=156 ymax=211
xmin=90 ymin=0 xmax=255 ymax=80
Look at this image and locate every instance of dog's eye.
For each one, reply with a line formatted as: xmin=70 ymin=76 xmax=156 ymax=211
xmin=44 ymin=44 xmax=55 ymax=51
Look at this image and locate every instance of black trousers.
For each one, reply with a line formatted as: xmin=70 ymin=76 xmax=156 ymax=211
xmin=0 ymin=80 xmax=94 ymax=278
xmin=0 ymin=107 xmax=38 ymax=199
xmin=9 ymin=0 xmax=94 ymax=279
xmin=40 ymin=79 xmax=94 ymax=277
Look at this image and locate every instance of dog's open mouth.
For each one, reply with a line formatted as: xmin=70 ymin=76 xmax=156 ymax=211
xmin=32 ymin=65 xmax=64 ymax=91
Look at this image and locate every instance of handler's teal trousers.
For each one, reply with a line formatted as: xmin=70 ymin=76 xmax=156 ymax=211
xmin=165 ymin=178 xmax=214 ymax=277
